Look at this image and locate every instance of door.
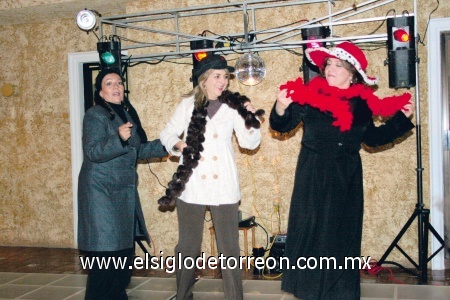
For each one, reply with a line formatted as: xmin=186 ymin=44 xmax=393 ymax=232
xmin=443 ymin=33 xmax=450 ymax=259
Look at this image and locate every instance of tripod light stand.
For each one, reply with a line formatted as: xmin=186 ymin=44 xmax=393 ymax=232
xmin=376 ymin=16 xmax=449 ymax=284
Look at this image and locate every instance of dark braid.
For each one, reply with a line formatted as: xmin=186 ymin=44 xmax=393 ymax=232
xmin=219 ymin=90 xmax=265 ymax=129
xmin=157 ymin=91 xmax=264 ymax=212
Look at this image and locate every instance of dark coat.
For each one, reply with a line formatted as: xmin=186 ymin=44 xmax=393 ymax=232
xmin=77 ymin=105 xmax=167 ymax=252
xmin=270 ymin=98 xmax=414 ymax=300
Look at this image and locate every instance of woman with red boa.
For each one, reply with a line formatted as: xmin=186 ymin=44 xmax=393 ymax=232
xmin=269 ymin=41 xmax=414 ymax=299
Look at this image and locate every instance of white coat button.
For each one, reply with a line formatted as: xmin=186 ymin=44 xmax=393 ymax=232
xmin=212 ymin=156 xmax=218 ymax=161
xmin=213 ymin=133 xmax=218 ymax=138
xmin=213 ymin=174 xmax=218 ymax=179
xmin=201 ymin=175 xmax=206 ymax=180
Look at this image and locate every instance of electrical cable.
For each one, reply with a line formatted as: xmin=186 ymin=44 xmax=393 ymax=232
xmin=418 ymin=0 xmax=439 ymax=46
xmin=364 ymin=9 xmax=395 ymax=36
xmin=146 ymin=159 xmax=167 ymax=189
xmin=362 ymin=259 xmax=407 ymax=284
xmin=253 ymin=221 xmax=269 ymax=251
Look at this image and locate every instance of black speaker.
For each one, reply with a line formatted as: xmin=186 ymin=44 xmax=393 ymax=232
xmin=190 ymin=39 xmax=214 ymax=87
xmin=267 ymin=234 xmax=287 ymax=274
xmin=387 ymin=48 xmax=416 ymax=88
xmin=97 ymin=39 xmax=122 ymax=75
xmin=386 ymin=16 xmax=416 ymax=88
xmin=301 ymin=26 xmax=330 ymax=83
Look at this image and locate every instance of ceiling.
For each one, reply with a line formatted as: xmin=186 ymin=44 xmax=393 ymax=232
xmin=0 ymin=0 xmax=129 ymax=26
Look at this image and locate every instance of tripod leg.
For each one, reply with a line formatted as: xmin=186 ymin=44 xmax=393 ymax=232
xmin=419 ymin=210 xmax=429 ymax=283
xmin=136 ymin=239 xmax=151 ymax=257
xmin=426 ymin=221 xmax=449 ymax=261
xmin=378 ymin=210 xmax=418 ymax=266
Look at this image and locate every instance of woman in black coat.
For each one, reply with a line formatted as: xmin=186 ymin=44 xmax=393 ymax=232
xmin=78 ymin=69 xmax=167 ymax=300
xmin=270 ymin=41 xmax=414 ymax=299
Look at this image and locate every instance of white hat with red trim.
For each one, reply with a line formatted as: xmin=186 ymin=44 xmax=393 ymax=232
xmin=305 ymin=41 xmax=379 ymax=85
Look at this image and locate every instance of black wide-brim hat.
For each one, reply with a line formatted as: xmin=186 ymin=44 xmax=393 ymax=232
xmin=194 ymin=54 xmax=235 ymax=78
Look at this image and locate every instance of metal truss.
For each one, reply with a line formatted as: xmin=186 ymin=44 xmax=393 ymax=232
xmin=96 ymin=0 xmax=411 ymax=62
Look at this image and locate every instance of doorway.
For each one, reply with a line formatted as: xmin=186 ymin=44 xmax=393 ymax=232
xmin=442 ymin=33 xmax=450 ymax=260
xmin=428 ymin=18 xmax=450 ymax=270
xmin=68 ymin=51 xmax=100 ymax=248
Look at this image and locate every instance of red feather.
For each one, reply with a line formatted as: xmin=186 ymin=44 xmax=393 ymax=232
xmin=280 ymin=77 xmax=411 ymax=131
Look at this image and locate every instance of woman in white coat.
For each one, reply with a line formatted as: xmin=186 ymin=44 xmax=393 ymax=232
xmin=159 ymin=54 xmax=262 ymax=300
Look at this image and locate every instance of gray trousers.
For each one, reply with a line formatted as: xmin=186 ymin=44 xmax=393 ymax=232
xmin=175 ymin=199 xmax=243 ymax=300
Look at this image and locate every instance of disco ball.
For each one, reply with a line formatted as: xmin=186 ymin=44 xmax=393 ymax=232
xmin=234 ymin=53 xmax=267 ymax=86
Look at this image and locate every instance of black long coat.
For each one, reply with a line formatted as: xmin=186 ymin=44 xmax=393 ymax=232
xmin=269 ymin=97 xmax=414 ymax=300
xmin=78 ymin=105 xmax=167 ymax=252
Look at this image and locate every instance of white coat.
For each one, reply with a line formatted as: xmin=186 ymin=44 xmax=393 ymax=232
xmin=160 ymin=96 xmax=261 ymax=205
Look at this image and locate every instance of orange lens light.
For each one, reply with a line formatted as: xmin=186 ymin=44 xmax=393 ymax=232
xmin=393 ymin=29 xmax=410 ymax=42
xmin=194 ymin=51 xmax=208 ymax=61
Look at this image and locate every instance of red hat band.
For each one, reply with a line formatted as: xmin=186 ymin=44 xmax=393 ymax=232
xmin=336 ymin=41 xmax=368 ymax=71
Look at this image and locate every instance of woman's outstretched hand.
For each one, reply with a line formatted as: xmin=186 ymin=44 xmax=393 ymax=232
xmin=401 ymin=97 xmax=415 ymax=118
xmin=275 ymin=89 xmax=293 ymax=116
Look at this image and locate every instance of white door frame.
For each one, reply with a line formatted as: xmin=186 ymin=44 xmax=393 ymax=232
xmin=68 ymin=51 xmax=98 ymax=248
xmin=428 ymin=17 xmax=450 ymax=270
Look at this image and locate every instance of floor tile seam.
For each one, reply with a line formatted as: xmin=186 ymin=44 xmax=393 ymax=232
xmin=7 ymin=284 xmax=85 ymax=300
xmin=126 ymin=277 xmax=155 ymax=292
xmin=61 ymin=288 xmax=86 ymax=300
xmin=40 ymin=274 xmax=73 ymax=287
xmin=8 ymin=273 xmax=73 ymax=299
xmin=8 ymin=273 xmax=64 ymax=284
xmin=0 ymin=274 xmax=29 ymax=286
xmin=5 ymin=284 xmax=45 ymax=300
xmin=280 ymin=293 xmax=296 ymax=300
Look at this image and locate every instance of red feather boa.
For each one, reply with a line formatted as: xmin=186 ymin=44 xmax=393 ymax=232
xmin=280 ymin=76 xmax=411 ymax=131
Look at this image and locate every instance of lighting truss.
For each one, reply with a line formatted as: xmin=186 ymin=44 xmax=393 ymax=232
xmin=95 ymin=0 xmax=410 ymax=63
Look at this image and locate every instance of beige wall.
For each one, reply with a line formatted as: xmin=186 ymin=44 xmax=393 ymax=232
xmin=0 ymin=0 xmax=449 ymax=267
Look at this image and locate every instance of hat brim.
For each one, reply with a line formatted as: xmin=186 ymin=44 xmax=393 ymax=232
xmin=194 ymin=62 xmax=235 ymax=78
xmin=305 ymin=46 xmax=378 ymax=85
xmin=306 ymin=49 xmax=338 ymax=69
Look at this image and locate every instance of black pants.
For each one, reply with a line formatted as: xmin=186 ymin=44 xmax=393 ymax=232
xmin=175 ymin=199 xmax=243 ymax=300
xmin=83 ymin=248 xmax=134 ymax=300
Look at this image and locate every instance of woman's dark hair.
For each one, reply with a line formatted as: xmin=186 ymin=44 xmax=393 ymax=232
xmin=93 ymin=69 xmax=148 ymax=142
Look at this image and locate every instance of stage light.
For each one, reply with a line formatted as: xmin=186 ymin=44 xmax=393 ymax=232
xmin=194 ymin=51 xmax=208 ymax=62
xmin=190 ymin=40 xmax=214 ymax=87
xmin=393 ymin=28 xmax=410 ymax=43
xmin=76 ymin=9 xmax=97 ymax=31
xmin=97 ymin=36 xmax=122 ymax=75
xmin=301 ymin=26 xmax=330 ymax=83
xmin=386 ymin=15 xmax=416 ymax=88
xmin=234 ymin=52 xmax=266 ymax=86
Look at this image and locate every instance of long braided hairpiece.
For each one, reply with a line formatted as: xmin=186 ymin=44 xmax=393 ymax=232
xmin=157 ymin=90 xmax=264 ymax=212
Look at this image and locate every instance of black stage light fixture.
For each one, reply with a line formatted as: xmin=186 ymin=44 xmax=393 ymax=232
xmin=190 ymin=39 xmax=214 ymax=87
xmin=301 ymin=26 xmax=330 ymax=83
xmin=97 ymin=36 xmax=122 ymax=75
xmin=386 ymin=15 xmax=416 ymax=89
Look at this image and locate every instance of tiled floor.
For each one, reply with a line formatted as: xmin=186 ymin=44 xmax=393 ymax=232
xmin=0 ymin=246 xmax=449 ymax=299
